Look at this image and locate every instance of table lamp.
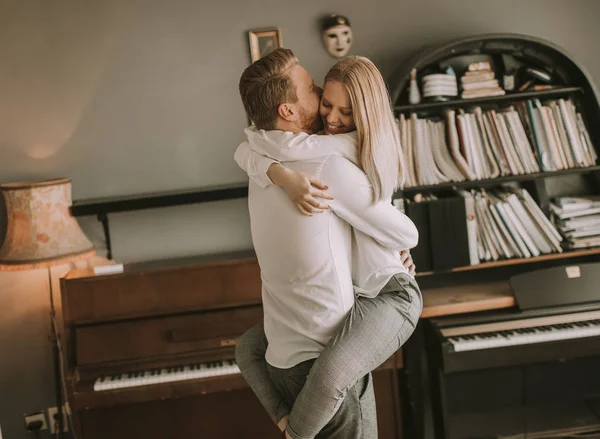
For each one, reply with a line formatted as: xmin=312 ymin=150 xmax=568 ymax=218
xmin=0 ymin=178 xmax=95 ymax=438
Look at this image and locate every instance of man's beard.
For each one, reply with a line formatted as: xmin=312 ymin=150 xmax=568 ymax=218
xmin=299 ymin=106 xmax=323 ymax=134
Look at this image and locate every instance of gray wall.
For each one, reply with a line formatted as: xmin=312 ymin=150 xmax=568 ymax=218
xmin=1 ymin=0 xmax=600 ymax=437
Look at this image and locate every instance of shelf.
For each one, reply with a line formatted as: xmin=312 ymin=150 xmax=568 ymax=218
xmin=398 ymin=165 xmax=600 ymax=195
xmin=71 ymin=182 xmax=249 ymax=217
xmin=415 ymin=247 xmax=600 ymax=278
xmin=393 ymin=86 xmax=583 ymax=113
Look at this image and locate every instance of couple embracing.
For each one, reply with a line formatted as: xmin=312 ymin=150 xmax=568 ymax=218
xmin=234 ymin=48 xmax=422 ymax=439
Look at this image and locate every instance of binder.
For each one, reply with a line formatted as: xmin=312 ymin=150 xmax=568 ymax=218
xmin=405 ymin=200 xmax=433 ymax=272
xmin=427 ymin=194 xmax=472 ymax=270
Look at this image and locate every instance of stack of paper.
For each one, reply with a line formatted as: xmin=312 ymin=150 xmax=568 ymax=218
xmin=551 ymin=196 xmax=600 ymax=249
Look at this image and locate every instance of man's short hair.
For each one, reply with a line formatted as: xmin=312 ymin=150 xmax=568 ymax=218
xmin=239 ymin=48 xmax=299 ymax=130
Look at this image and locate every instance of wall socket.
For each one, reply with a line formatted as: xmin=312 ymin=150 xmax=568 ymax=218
xmin=23 ymin=412 xmax=48 ymax=432
xmin=47 ymin=406 xmax=69 ymax=434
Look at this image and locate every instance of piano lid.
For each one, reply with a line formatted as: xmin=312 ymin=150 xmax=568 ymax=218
xmin=510 ymin=262 xmax=600 ymax=311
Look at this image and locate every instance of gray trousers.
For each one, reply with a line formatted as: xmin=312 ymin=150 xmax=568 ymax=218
xmin=268 ymin=358 xmax=378 ymax=439
xmin=235 ymin=273 xmax=422 ymax=439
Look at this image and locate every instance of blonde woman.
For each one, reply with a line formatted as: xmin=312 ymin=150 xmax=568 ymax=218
xmin=235 ymin=56 xmax=422 ymax=439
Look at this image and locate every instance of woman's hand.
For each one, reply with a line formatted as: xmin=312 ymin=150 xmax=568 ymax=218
xmin=400 ymin=250 xmax=416 ymax=275
xmin=267 ymin=164 xmax=334 ymax=216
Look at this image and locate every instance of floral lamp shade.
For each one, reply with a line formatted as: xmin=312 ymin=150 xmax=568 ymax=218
xmin=0 ymin=178 xmax=95 ymax=270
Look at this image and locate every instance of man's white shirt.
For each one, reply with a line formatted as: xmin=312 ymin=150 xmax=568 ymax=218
xmin=235 ymin=128 xmax=418 ymax=368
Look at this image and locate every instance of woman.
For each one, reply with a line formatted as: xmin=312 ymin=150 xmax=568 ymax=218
xmin=235 ymin=56 xmax=422 ymax=439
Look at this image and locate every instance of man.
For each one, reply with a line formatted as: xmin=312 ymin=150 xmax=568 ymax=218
xmin=235 ymin=48 xmax=415 ymax=439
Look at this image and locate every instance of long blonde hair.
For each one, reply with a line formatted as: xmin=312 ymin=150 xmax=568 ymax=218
xmin=325 ymin=57 xmax=406 ymax=202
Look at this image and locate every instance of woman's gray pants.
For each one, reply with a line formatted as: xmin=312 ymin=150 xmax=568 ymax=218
xmin=235 ymin=273 xmax=422 ymax=439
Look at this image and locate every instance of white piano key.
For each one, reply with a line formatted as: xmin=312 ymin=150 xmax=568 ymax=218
xmin=93 ymin=360 xmax=241 ymax=392
xmin=449 ymin=320 xmax=600 ymax=352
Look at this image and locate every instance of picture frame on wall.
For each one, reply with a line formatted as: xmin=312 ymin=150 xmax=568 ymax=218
xmin=248 ymin=28 xmax=283 ymax=63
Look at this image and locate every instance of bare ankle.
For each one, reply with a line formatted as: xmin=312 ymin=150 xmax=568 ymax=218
xmin=277 ymin=415 xmax=289 ymax=432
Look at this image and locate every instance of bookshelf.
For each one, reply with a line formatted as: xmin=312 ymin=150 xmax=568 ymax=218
xmin=394 ymin=86 xmax=583 ymax=114
xmin=415 ymin=247 xmax=600 ymax=277
xmin=392 ymin=35 xmax=600 ymax=439
xmin=398 ymin=165 xmax=600 ymax=194
xmin=389 ymin=34 xmax=600 ymax=280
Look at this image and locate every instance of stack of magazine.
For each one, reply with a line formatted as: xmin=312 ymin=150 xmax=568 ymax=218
xmin=550 ymin=195 xmax=600 ymax=249
xmin=399 ymin=98 xmax=597 ymax=188
xmin=458 ymin=187 xmax=563 ymax=265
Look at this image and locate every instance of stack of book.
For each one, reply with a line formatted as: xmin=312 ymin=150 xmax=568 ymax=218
xmin=460 ymin=61 xmax=505 ymax=99
xmin=458 ymin=187 xmax=563 ymax=265
xmin=399 ymin=98 xmax=597 ymax=188
xmin=550 ymin=196 xmax=600 ymax=249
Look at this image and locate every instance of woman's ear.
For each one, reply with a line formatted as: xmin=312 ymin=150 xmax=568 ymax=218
xmin=277 ymin=103 xmax=298 ymax=122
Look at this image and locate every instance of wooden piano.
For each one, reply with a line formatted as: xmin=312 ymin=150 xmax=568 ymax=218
xmin=58 ymin=251 xmax=404 ymax=439
xmin=425 ymin=262 xmax=600 ymax=439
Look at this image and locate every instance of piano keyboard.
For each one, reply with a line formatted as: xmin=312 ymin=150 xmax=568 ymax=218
xmin=93 ymin=360 xmax=241 ymax=391
xmin=448 ymin=319 xmax=600 ymax=352
xmin=440 ymin=310 xmax=600 ymax=353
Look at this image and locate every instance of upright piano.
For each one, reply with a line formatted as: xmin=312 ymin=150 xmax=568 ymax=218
xmin=58 ymin=251 xmax=404 ymax=439
xmin=426 ymin=262 xmax=600 ymax=439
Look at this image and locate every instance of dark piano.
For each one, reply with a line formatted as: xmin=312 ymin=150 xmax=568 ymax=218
xmin=58 ymin=251 xmax=404 ymax=439
xmin=426 ymin=262 xmax=600 ymax=439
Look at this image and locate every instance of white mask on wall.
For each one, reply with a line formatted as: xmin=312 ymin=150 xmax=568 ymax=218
xmin=322 ymin=15 xmax=353 ymax=58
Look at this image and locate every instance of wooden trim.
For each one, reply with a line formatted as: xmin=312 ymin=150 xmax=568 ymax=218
xmin=421 ymin=281 xmax=516 ymax=319
xmin=416 ymin=247 xmax=600 ymax=278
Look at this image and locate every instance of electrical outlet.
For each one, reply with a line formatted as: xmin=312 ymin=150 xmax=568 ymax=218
xmin=47 ymin=406 xmax=69 ymax=434
xmin=23 ymin=412 xmax=47 ymax=432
